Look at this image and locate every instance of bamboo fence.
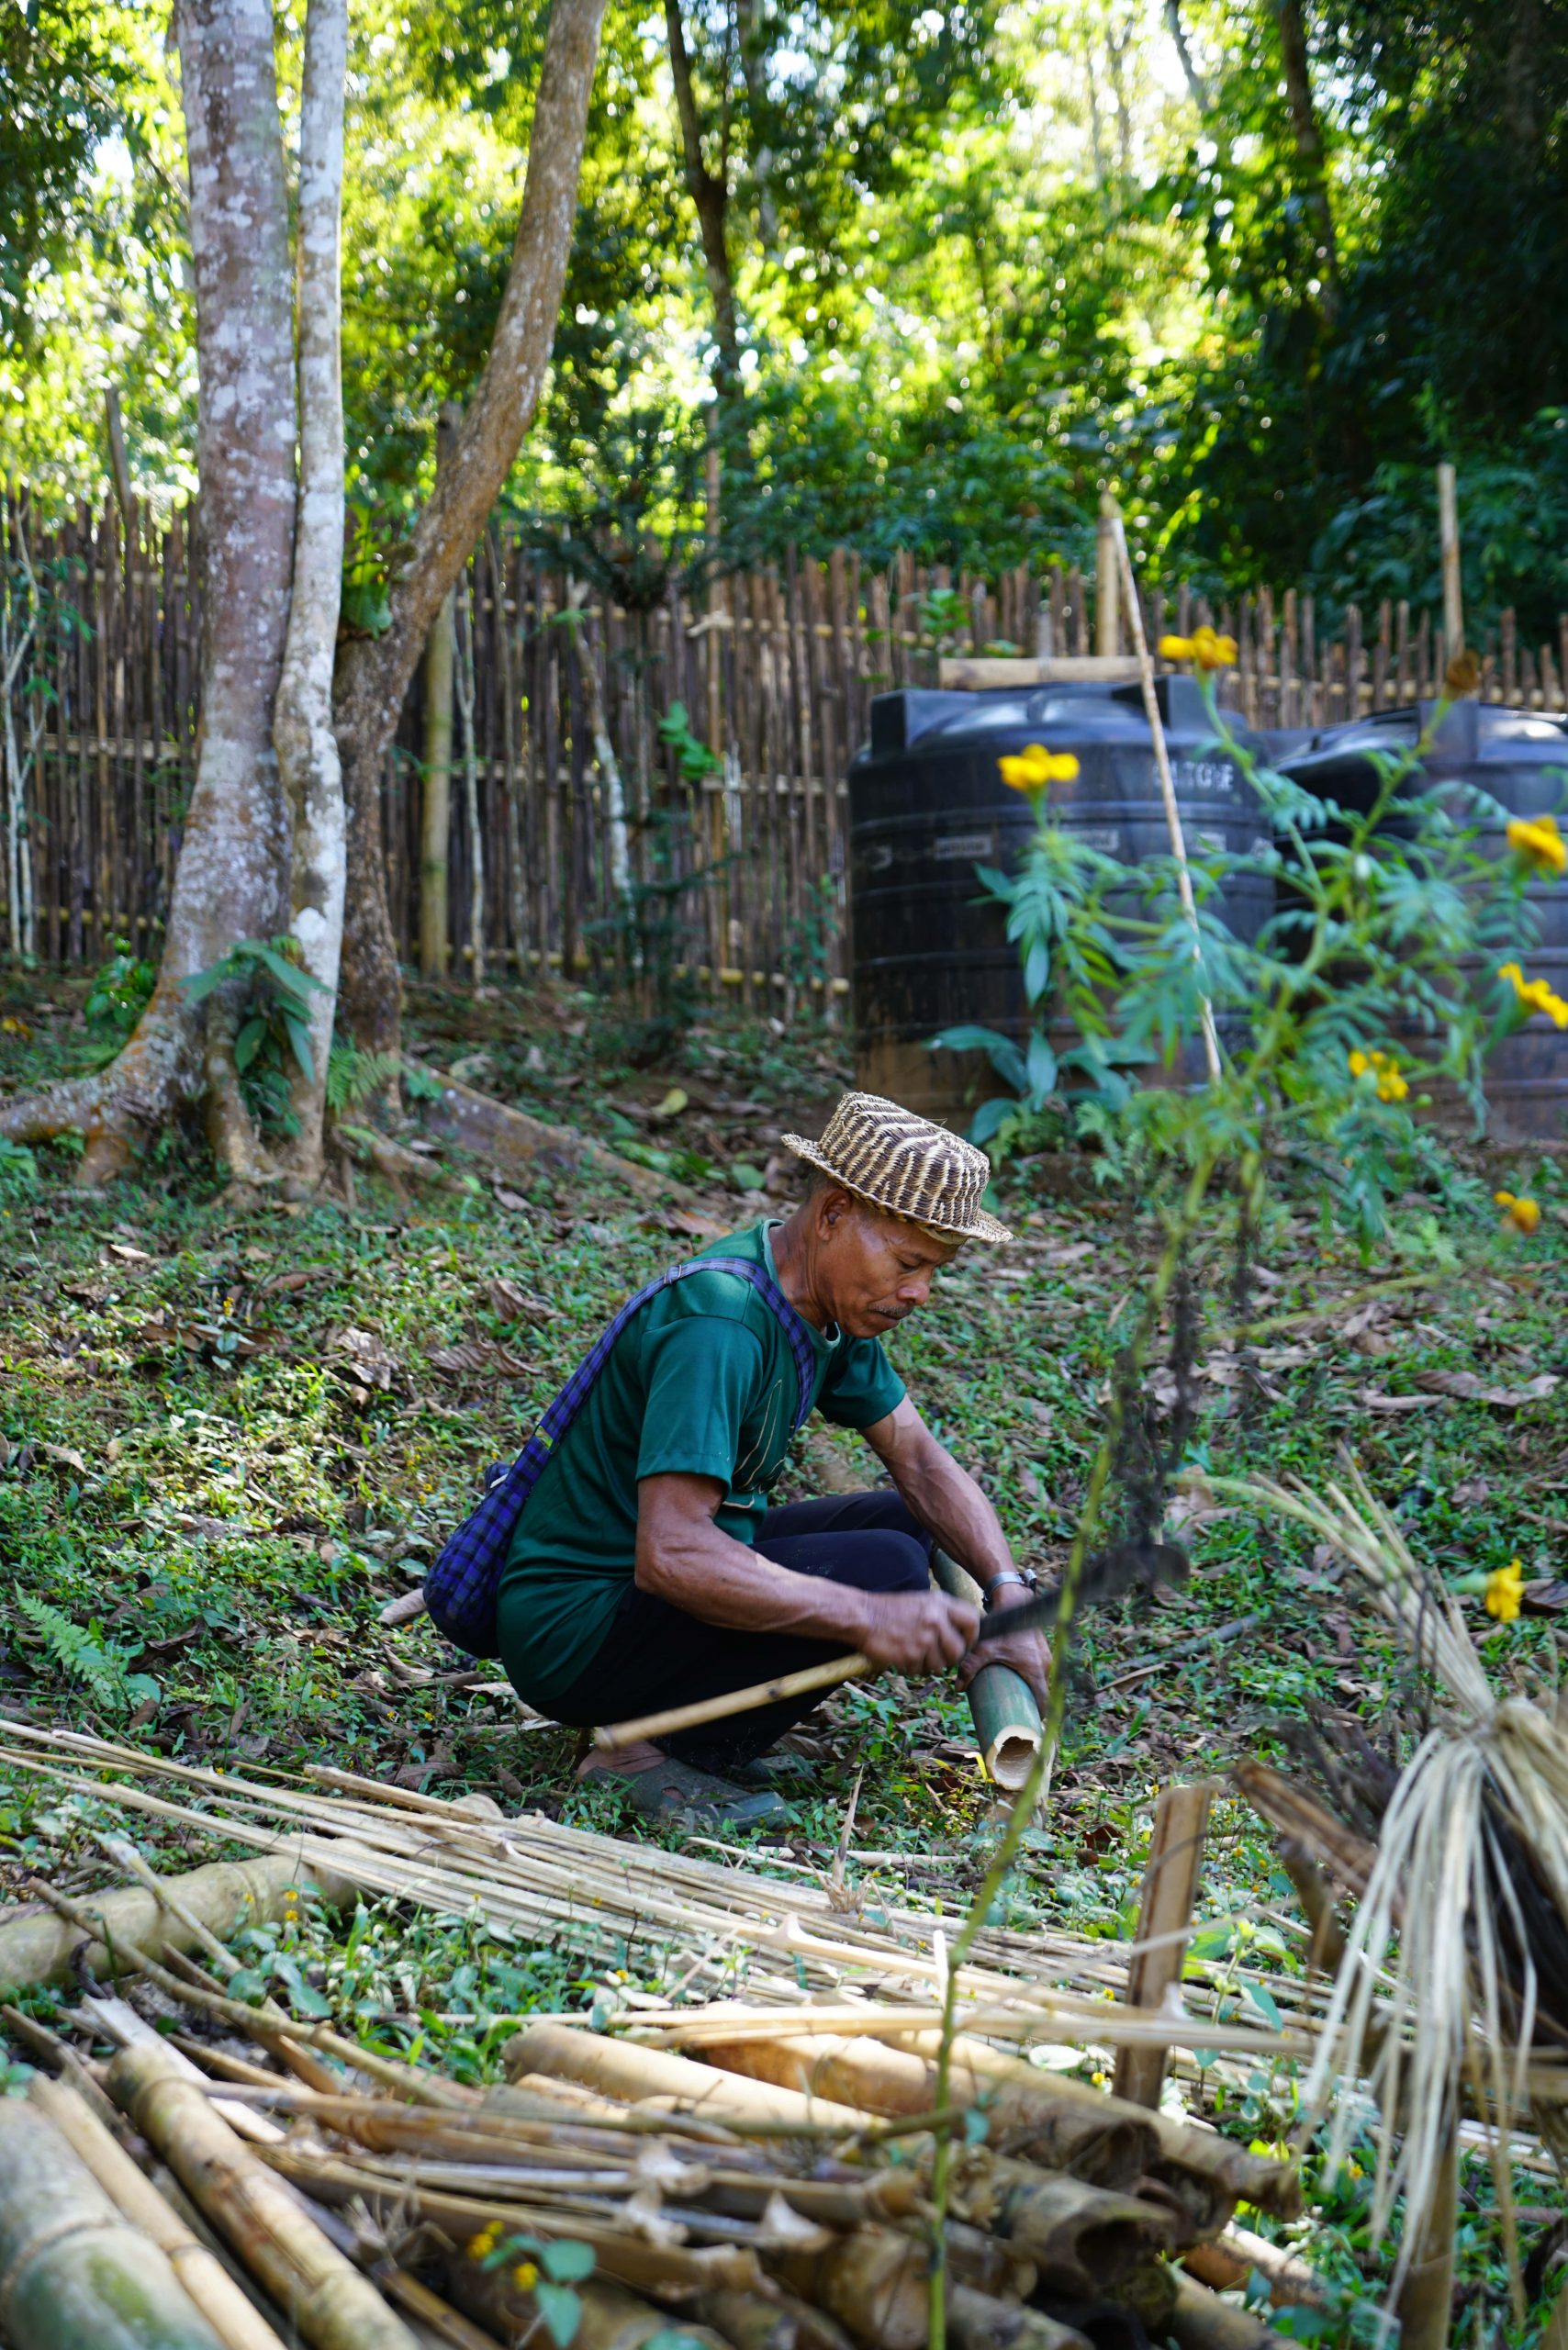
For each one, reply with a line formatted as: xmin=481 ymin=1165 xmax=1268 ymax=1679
xmin=5 ymin=488 xmax=1567 ymax=1003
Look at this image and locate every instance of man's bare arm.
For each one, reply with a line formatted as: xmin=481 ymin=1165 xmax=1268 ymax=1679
xmin=635 ymin=1472 xmax=977 ymax=1674
xmin=862 ymin=1397 xmax=1049 ymax=1703
xmin=862 ymin=1396 xmax=1016 ymax=1587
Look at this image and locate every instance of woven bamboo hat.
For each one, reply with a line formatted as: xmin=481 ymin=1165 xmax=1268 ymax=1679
xmin=782 ymin=1091 xmax=1012 ymax=1246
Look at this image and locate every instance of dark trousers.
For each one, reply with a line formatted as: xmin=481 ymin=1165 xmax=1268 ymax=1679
xmin=550 ymin=1490 xmax=932 ymax=1767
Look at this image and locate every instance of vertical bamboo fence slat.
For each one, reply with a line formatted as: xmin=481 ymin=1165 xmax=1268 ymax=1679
xmin=5 ymin=487 xmax=1567 ymax=998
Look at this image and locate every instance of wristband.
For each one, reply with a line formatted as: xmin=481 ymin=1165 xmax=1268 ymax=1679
xmin=983 ymin=1568 xmax=1037 ymax=1610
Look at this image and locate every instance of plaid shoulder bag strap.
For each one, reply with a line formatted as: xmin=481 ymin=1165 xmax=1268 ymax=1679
xmin=421 ymin=1257 xmax=819 ymax=1658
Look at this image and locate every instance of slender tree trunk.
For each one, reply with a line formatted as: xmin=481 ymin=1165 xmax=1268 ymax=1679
xmin=1 ymin=0 xmax=297 ymax=1181
xmin=332 ymin=0 xmax=610 ymax=1054
xmin=734 ymin=0 xmax=777 ymax=246
xmin=1271 ymin=0 xmax=1338 ymax=313
xmin=455 ymin=574 xmax=486 ymax=989
xmin=274 ymin=0 xmax=347 ymax=1183
xmin=665 ymin=0 xmax=742 ymax=404
xmin=419 ymin=593 xmax=454 ymax=979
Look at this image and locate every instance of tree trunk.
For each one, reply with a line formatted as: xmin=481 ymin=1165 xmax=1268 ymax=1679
xmin=0 ymin=0 xmax=297 ymax=1182
xmin=274 ymin=0 xmax=348 ymax=1184
xmin=1271 ymin=0 xmax=1338 ymax=313
xmin=419 ymin=592 xmax=454 ymax=979
xmin=734 ymin=0 xmax=777 ymax=245
xmin=665 ymin=0 xmax=742 ymax=403
xmin=455 ymin=572 xmax=486 ymax=988
xmin=332 ymin=0 xmax=610 ymax=1054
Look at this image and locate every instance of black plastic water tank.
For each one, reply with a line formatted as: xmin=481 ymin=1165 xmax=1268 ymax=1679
xmin=848 ymin=677 xmax=1270 ymax=1118
xmin=1278 ymin=701 xmax=1568 ymax=1141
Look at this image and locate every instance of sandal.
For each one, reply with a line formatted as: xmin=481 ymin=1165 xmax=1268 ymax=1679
xmin=609 ymin=1754 xmax=794 ymax=1831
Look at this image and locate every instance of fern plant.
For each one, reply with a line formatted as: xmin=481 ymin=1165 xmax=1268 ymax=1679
xmin=326 ymin=1044 xmax=402 ymax=1113
xmin=17 ymin=1593 xmax=159 ymax=1718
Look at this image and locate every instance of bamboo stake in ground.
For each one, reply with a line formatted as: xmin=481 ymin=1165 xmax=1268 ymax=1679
xmin=0 ymin=2096 xmax=228 ymax=2350
xmin=1108 ymin=509 xmax=1222 ymax=1085
xmin=107 ymin=2039 xmax=423 ymax=2350
xmin=28 ymin=2074 xmax=289 ymax=2350
xmin=1113 ymin=1782 xmax=1215 ymax=2109
xmin=595 ymin=1651 xmax=872 ymax=1751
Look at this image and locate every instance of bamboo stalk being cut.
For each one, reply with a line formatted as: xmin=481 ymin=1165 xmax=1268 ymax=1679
xmin=28 ymin=2073 xmax=290 ymax=2350
xmin=106 ymin=2039 xmax=423 ymax=2350
xmin=0 ymin=2096 xmax=229 ymax=2350
xmin=594 ymin=1651 xmax=872 ymax=1751
xmin=932 ymin=1550 xmax=1042 ymax=1793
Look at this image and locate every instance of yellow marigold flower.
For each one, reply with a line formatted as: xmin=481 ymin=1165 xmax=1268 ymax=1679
xmin=998 ymin=744 xmax=1081 ymax=793
xmin=1159 ymin=627 xmax=1238 ymax=670
xmin=513 ymin=2262 xmax=540 ymax=2290
xmin=1485 ymin=1559 xmax=1526 ymax=1623
xmin=1348 ymin=1048 xmax=1371 ymax=1078
xmin=1506 ymin=812 xmax=1567 ymax=877
xmin=468 ymin=2224 xmax=501 ymax=2257
xmin=1499 ymin=963 xmax=1568 ymax=1027
xmin=1495 ymin=1190 xmax=1541 ymax=1235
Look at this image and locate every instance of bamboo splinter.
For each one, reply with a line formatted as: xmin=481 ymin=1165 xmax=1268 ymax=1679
xmin=596 ymin=1651 xmax=873 ymax=1750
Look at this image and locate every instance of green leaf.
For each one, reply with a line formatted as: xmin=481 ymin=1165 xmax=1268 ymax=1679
xmin=1244 ymin=1980 xmax=1284 ymax=2031
xmin=535 ymin=2282 xmax=582 ymax=2346
xmin=540 ymin=2242 xmax=596 ymax=2284
xmin=1025 ymin=1031 xmax=1058 ymax=1103
xmin=250 ymin=940 xmax=330 ymax=999
xmin=182 ymin=955 xmax=240 ymax=1002
xmin=282 ymin=1013 xmax=315 ymax=1079
xmin=731 ymin=1161 xmax=767 ymax=1191
xmin=234 ymin=1015 xmax=268 ymax=1072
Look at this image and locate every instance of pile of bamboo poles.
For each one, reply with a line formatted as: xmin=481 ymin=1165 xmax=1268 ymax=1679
xmin=0 ymin=1723 xmax=1332 ymax=2094
xmin=1 ymin=1947 xmax=1310 ymax=2350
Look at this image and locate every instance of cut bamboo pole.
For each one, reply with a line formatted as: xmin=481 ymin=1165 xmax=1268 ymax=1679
xmin=1392 ymin=2105 xmax=1457 ymax=2350
xmin=375 ymin=2269 xmax=498 ymax=2350
xmin=28 ymin=2073 xmax=290 ymax=2350
xmin=932 ymin=1550 xmax=1042 ymax=1792
xmin=948 ymin=2290 xmax=1092 ymax=2350
xmin=0 ymin=1852 xmax=348 ymax=1992
xmin=1109 ymin=509 xmax=1222 ymax=1084
xmin=594 ymin=1652 xmax=871 ymax=1751
xmin=692 ymin=2032 xmax=1156 ymax=2189
xmin=505 ymin=2019 xmax=869 ymax=2129
xmin=444 ymin=2253 xmax=732 ymax=2350
xmin=1438 ymin=463 xmax=1463 ymax=662
xmin=1095 ymin=492 xmax=1120 ymax=657
xmin=769 ymin=2225 xmax=927 ymax=2350
xmin=107 ymin=2039 xmax=424 ymax=2350
xmin=0 ymin=2096 xmax=228 ymax=2350
xmin=896 ymin=2035 xmax=1301 ymax=2221
xmin=1113 ymin=1783 xmax=1215 ymax=2109
xmin=1169 ymin=2272 xmax=1294 ymax=2350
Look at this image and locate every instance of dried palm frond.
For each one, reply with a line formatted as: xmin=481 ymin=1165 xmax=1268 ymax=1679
xmin=1212 ymin=1458 xmax=1568 ymax=2309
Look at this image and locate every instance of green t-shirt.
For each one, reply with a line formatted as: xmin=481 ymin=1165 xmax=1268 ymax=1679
xmin=496 ymin=1221 xmax=905 ymax=1707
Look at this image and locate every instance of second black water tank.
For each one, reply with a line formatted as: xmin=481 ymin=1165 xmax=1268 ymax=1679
xmin=1279 ymin=701 xmax=1568 ymax=1141
xmin=849 ymin=677 xmax=1270 ymax=1119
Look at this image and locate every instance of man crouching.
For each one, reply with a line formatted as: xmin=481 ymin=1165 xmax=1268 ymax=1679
xmin=496 ymin=1091 xmax=1048 ymax=1828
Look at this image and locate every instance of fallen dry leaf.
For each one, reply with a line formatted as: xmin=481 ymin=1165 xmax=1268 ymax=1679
xmin=106 ymin=1241 xmax=153 ymax=1264
xmin=41 ymin=1443 xmax=87 ymax=1473
xmin=430 ymin=1339 xmax=542 ymax=1380
xmin=1416 ymin=1370 xmax=1560 ymax=1408
xmin=1357 ymin=1387 xmax=1444 ymax=1414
